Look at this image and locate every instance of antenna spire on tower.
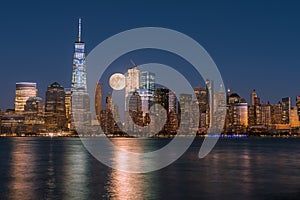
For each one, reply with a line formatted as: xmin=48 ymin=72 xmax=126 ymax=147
xmin=78 ymin=18 xmax=82 ymax=42
xmin=130 ymin=58 xmax=137 ymax=68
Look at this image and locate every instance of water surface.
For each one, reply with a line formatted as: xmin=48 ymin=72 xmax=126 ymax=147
xmin=0 ymin=137 xmax=299 ymax=200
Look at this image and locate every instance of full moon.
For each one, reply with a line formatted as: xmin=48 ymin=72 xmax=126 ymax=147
xmin=109 ymin=73 xmax=125 ymax=90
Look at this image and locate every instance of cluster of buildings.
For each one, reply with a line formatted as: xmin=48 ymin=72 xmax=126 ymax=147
xmin=0 ymin=18 xmax=90 ymax=136
xmin=96 ymin=66 xmax=210 ymax=137
xmin=1 ymin=18 xmax=299 ymax=137
xmin=98 ymin=74 xmax=300 ymax=136
xmin=0 ymin=82 xmax=71 ymax=135
xmin=97 ymin=69 xmax=226 ymax=136
xmin=224 ymin=89 xmax=300 ymax=135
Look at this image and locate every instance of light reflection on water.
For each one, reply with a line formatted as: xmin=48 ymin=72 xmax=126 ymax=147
xmin=8 ymin=139 xmax=38 ymax=200
xmin=105 ymin=139 xmax=160 ymax=200
xmin=0 ymin=137 xmax=300 ymax=200
xmin=62 ymin=140 xmax=89 ymax=200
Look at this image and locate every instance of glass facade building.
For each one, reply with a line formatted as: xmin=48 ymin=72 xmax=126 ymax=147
xmin=70 ymin=18 xmax=91 ymax=132
xmin=140 ymin=71 xmax=155 ymax=97
xmin=137 ymin=71 xmax=155 ymax=114
xmin=71 ymin=18 xmax=86 ymax=91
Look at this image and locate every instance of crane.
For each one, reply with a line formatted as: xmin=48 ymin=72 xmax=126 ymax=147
xmin=130 ymin=58 xmax=137 ymax=68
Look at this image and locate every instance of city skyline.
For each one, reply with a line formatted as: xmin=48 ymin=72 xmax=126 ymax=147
xmin=1 ymin=1 xmax=300 ymax=110
xmin=3 ymin=64 xmax=300 ymax=136
xmin=1 ymin=2 xmax=300 ymax=199
xmin=0 ymin=13 xmax=300 ymax=192
xmin=1 ymin=16 xmax=300 ymax=136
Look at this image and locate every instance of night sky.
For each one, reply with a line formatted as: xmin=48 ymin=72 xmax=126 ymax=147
xmin=1 ymin=0 xmax=300 ymax=110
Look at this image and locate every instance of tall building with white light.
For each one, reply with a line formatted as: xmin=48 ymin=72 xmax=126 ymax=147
xmin=140 ymin=71 xmax=155 ymax=96
xmin=15 ymin=82 xmax=38 ymax=113
xmin=125 ymin=65 xmax=140 ymax=111
xmin=137 ymin=71 xmax=155 ymax=114
xmin=72 ymin=18 xmax=86 ymax=91
xmin=71 ymin=18 xmax=91 ymax=132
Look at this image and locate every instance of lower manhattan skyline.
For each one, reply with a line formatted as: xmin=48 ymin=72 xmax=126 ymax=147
xmin=1 ymin=0 xmax=300 ymax=110
xmin=2 ymin=1 xmax=300 ymax=200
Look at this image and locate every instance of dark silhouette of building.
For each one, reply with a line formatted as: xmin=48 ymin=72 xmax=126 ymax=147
xmin=24 ymin=97 xmax=45 ymax=133
xmin=45 ymin=82 xmax=66 ymax=131
xmin=155 ymin=88 xmax=169 ymax=112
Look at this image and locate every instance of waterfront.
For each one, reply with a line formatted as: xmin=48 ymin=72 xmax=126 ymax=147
xmin=0 ymin=137 xmax=300 ymax=200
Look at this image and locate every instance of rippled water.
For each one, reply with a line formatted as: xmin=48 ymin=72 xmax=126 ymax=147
xmin=0 ymin=137 xmax=300 ymax=200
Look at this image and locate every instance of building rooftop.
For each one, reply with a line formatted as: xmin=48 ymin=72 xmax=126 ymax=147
xmin=26 ymin=97 xmax=43 ymax=102
xmin=49 ymin=82 xmax=63 ymax=88
xmin=229 ymin=93 xmax=240 ymax=98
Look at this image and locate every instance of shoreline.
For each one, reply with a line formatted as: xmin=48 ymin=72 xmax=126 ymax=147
xmin=1 ymin=133 xmax=300 ymax=139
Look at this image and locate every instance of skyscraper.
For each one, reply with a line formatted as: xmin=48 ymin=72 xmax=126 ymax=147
xmin=64 ymin=89 xmax=72 ymax=129
xmin=155 ymin=88 xmax=169 ymax=112
xmin=95 ymin=82 xmax=102 ymax=121
xmin=248 ymin=90 xmax=262 ymax=126
xmin=71 ymin=18 xmax=91 ymax=132
xmin=125 ymin=65 xmax=140 ymax=111
xmin=225 ymin=92 xmax=248 ymax=133
xmin=213 ymin=84 xmax=226 ymax=131
xmin=251 ymin=89 xmax=258 ymax=106
xmin=140 ymin=71 xmax=155 ymax=97
xmin=227 ymin=88 xmax=231 ymax=104
xmin=194 ymin=87 xmax=207 ymax=111
xmin=166 ymin=91 xmax=178 ymax=134
xmin=261 ymin=103 xmax=272 ymax=127
xmin=179 ymin=94 xmax=193 ymax=133
xmin=194 ymin=87 xmax=208 ymax=129
xmin=206 ymin=79 xmax=214 ymax=128
xmin=136 ymin=89 xmax=151 ymax=114
xmin=232 ymin=102 xmax=248 ymax=131
xmin=168 ymin=91 xmax=177 ymax=113
xmin=282 ymin=97 xmax=291 ymax=124
xmin=106 ymin=94 xmax=113 ymax=111
xmin=72 ymin=18 xmax=86 ymax=91
xmin=15 ymin=82 xmax=38 ymax=113
xmin=179 ymin=94 xmax=192 ymax=115
xmin=290 ymin=106 xmax=300 ymax=127
xmin=24 ymin=97 xmax=44 ymax=133
xmin=45 ymin=82 xmax=66 ymax=131
xmin=24 ymin=97 xmax=44 ymax=114
xmin=271 ymin=102 xmax=283 ymax=124
xmin=138 ymin=71 xmax=155 ymax=114
xmin=296 ymin=96 xmax=300 ymax=120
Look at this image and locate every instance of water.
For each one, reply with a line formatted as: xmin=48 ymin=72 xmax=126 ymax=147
xmin=0 ymin=137 xmax=300 ymax=200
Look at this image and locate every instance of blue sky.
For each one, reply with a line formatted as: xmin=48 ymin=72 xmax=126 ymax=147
xmin=1 ymin=0 xmax=300 ymax=110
